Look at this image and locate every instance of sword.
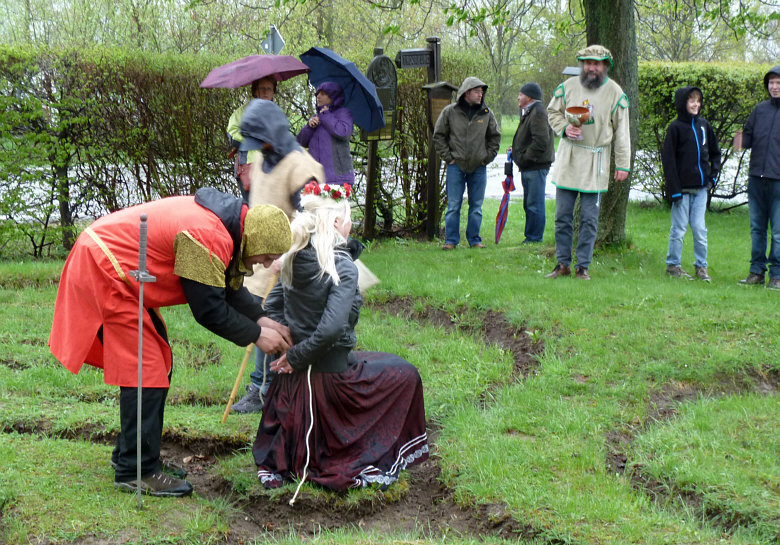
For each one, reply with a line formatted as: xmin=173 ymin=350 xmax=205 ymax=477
xmin=129 ymin=214 xmax=156 ymax=509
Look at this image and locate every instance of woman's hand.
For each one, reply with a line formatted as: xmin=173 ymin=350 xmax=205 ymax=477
xmin=270 ymin=353 xmax=295 ymax=374
xmin=308 ymin=115 xmax=320 ymax=128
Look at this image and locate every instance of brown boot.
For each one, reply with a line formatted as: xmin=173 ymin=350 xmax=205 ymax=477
xmin=545 ymin=263 xmax=571 ymax=279
xmin=575 ymin=266 xmax=591 ymax=280
xmin=114 ymin=471 xmax=193 ymax=497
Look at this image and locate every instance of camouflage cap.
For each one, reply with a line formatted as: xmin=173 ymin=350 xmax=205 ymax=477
xmin=577 ymin=44 xmax=614 ymax=68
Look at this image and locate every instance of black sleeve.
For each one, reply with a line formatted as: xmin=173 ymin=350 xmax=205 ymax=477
xmin=180 ymin=278 xmax=263 ymax=346
xmin=346 ymin=238 xmax=364 ymax=260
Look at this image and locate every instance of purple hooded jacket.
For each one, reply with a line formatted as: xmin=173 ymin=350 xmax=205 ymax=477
xmin=296 ymin=81 xmax=355 ymax=186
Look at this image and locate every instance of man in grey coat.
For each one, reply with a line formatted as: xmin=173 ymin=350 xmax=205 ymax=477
xmin=433 ymin=76 xmax=501 ymax=250
xmin=512 ymin=82 xmax=555 ymax=243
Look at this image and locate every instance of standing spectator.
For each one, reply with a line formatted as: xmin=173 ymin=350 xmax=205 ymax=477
xmin=296 ymin=81 xmax=355 ymax=186
xmin=433 ymin=77 xmax=501 ymax=250
xmin=545 ymin=45 xmax=631 ymax=280
xmin=736 ymin=65 xmax=780 ymax=290
xmin=512 ymin=82 xmax=555 ymax=243
xmin=662 ymin=86 xmax=721 ymax=282
xmin=227 ymin=77 xmax=277 ymax=200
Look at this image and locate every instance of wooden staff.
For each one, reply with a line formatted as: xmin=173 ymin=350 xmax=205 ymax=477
xmin=222 ymin=344 xmax=254 ymax=423
xmin=222 ymin=272 xmax=279 ymax=423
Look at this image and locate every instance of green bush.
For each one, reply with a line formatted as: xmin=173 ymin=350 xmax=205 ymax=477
xmin=0 ymin=46 xmax=487 ymax=256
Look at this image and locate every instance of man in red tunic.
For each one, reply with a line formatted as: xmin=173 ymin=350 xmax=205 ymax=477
xmin=49 ymin=187 xmax=293 ymax=497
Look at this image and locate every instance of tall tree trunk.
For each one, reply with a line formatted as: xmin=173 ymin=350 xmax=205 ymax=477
xmin=583 ymin=0 xmax=638 ymax=246
xmin=56 ymin=164 xmax=75 ymax=250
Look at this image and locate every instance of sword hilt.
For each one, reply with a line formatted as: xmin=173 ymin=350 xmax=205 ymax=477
xmin=130 ymin=214 xmax=156 ymax=284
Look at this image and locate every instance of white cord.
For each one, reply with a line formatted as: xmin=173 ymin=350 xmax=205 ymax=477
xmin=259 ymin=352 xmax=269 ymax=404
xmin=289 ymin=364 xmax=313 ymax=506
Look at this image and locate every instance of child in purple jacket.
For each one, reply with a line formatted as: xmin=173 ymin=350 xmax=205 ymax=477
xmin=297 ymin=81 xmax=355 ymax=186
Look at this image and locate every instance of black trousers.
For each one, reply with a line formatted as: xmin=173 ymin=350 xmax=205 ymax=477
xmin=107 ymin=309 xmax=172 ymax=482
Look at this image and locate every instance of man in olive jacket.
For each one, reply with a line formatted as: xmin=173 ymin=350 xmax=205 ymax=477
xmin=512 ymin=82 xmax=555 ymax=243
xmin=434 ymin=76 xmax=501 ymax=250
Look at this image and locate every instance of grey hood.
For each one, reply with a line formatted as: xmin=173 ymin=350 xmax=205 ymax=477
xmin=456 ymin=76 xmax=488 ymax=104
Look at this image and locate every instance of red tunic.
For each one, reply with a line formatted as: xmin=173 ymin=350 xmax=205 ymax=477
xmin=49 ymin=197 xmax=236 ymax=387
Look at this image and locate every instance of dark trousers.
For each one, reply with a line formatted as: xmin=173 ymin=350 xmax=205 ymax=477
xmin=112 ymin=386 xmax=168 ymax=481
xmin=108 ymin=309 xmax=172 ymax=482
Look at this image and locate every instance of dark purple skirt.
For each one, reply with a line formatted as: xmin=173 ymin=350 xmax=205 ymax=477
xmin=252 ymin=351 xmax=428 ymax=491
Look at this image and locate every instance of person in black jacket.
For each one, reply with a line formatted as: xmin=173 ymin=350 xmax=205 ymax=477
xmin=252 ymin=192 xmax=428 ymax=493
xmin=736 ymin=65 xmax=780 ymax=289
xmin=512 ymin=82 xmax=555 ymax=243
xmin=662 ymin=86 xmax=721 ymax=281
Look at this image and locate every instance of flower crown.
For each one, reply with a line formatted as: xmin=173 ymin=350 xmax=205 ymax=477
xmin=303 ymin=181 xmax=352 ymax=201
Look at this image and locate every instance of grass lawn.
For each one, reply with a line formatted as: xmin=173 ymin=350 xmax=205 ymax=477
xmin=1 ymin=197 xmax=778 ymax=544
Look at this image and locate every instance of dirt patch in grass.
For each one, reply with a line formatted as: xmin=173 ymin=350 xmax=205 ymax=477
xmin=163 ymin=438 xmax=541 ymax=543
xmin=604 ymin=372 xmax=779 ymax=536
xmin=365 ymin=296 xmax=543 ymax=380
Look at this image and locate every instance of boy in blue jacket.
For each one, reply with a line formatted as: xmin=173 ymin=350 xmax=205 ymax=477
xmin=662 ymin=86 xmax=721 ymax=281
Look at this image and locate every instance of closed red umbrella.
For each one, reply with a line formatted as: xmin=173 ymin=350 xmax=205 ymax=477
xmin=200 ymin=55 xmax=309 ymax=89
xmin=495 ymin=149 xmax=515 ymax=244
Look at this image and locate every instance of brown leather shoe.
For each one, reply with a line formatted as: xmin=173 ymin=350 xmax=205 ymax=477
xmin=545 ymin=263 xmax=571 ymax=278
xmin=575 ymin=266 xmax=591 ymax=280
xmin=442 ymin=243 xmax=455 ymax=250
xmin=470 ymin=243 xmax=486 ymax=249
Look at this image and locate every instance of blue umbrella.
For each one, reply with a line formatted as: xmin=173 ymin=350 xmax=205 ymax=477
xmin=299 ymin=47 xmax=385 ymax=133
xmin=495 ymin=149 xmax=515 ymax=244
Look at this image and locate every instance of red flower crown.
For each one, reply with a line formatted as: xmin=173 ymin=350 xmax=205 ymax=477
xmin=303 ymin=181 xmax=352 ymax=201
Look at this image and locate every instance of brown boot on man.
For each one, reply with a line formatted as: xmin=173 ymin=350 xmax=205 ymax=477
xmin=574 ymin=266 xmax=591 ymax=280
xmin=545 ymin=263 xmax=571 ymax=279
xmin=114 ymin=471 xmax=193 ymax=497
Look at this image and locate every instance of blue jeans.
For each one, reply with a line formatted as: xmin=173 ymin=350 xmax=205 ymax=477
xmin=249 ymin=295 xmax=276 ymax=393
xmin=444 ymin=163 xmax=487 ymax=246
xmin=521 ymin=168 xmax=548 ymax=242
xmin=747 ymin=176 xmax=780 ymax=278
xmin=553 ymin=187 xmax=600 ymax=269
xmin=666 ymin=189 xmax=708 ymax=269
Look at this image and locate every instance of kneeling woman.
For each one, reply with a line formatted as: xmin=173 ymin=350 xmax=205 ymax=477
xmin=252 ymin=191 xmax=428 ymax=492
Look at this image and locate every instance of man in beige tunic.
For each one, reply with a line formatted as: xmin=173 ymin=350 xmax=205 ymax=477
xmin=545 ymin=45 xmax=631 ymax=280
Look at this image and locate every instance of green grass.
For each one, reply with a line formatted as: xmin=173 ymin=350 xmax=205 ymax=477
xmin=1 ymin=199 xmax=778 ymax=544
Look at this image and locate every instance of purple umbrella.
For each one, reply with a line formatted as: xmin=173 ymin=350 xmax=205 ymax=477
xmin=495 ymin=149 xmax=515 ymax=244
xmin=200 ymin=55 xmax=309 ymax=88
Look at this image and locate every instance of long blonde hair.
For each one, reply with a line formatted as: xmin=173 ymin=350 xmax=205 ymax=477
xmin=280 ymin=194 xmax=351 ymax=286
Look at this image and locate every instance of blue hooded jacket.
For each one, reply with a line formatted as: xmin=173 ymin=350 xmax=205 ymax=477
xmin=662 ymin=86 xmax=721 ymax=201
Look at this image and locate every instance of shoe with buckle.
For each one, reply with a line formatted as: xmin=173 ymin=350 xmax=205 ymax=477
xmin=442 ymin=243 xmax=456 ymax=251
xmin=666 ymin=265 xmax=693 ymax=279
xmin=738 ymin=273 xmax=765 ymax=285
xmin=695 ymin=266 xmax=711 ymax=282
xmin=574 ymin=266 xmax=590 ymax=280
xmin=545 ymin=263 xmax=571 ymax=279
